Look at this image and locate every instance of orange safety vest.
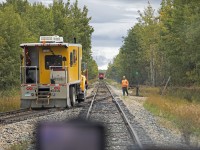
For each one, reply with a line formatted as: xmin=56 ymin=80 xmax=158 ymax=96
xmin=122 ymin=79 xmax=129 ymax=87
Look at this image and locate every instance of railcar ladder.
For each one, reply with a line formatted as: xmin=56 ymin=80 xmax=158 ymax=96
xmin=36 ymin=87 xmax=50 ymax=105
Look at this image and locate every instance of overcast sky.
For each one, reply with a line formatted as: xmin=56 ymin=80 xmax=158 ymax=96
xmin=1 ymin=0 xmax=162 ymax=69
xmin=75 ymin=0 xmax=162 ymax=69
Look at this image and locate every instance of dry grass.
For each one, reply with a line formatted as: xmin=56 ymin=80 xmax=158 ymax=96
xmin=106 ymin=79 xmax=121 ymax=89
xmin=145 ymin=94 xmax=200 ymax=128
xmin=139 ymin=86 xmax=159 ymax=97
xmin=7 ymin=141 xmax=29 ymax=150
xmin=0 ymin=89 xmax=20 ymax=112
xmin=167 ymin=87 xmax=200 ymax=103
xmin=144 ymin=87 xmax=200 ymax=144
xmin=88 ymin=78 xmax=98 ymax=84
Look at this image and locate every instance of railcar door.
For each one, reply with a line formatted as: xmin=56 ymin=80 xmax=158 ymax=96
xmin=68 ymin=46 xmax=79 ymax=83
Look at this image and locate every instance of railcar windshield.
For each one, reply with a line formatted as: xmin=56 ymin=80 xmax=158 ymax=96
xmin=45 ymin=55 xmax=62 ymax=69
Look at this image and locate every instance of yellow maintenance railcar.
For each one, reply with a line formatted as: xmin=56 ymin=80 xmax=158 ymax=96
xmin=20 ymin=36 xmax=87 ymax=108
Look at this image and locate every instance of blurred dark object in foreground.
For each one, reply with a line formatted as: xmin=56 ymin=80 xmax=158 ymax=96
xmin=36 ymin=119 xmax=105 ymax=150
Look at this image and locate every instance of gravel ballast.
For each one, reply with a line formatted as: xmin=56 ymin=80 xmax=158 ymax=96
xmin=0 ymin=108 xmax=83 ymax=149
xmin=109 ymin=85 xmax=199 ymax=149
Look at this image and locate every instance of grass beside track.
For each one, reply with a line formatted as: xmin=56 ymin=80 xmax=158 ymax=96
xmin=143 ymin=87 xmax=200 ymax=140
xmin=0 ymin=88 xmax=20 ymax=112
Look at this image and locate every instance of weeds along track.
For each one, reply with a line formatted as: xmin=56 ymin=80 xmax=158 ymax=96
xmin=85 ymin=81 xmax=143 ymax=150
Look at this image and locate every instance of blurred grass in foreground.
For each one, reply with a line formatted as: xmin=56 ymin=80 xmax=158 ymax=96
xmin=0 ymin=88 xmax=20 ymax=112
xmin=143 ymin=87 xmax=200 ymax=144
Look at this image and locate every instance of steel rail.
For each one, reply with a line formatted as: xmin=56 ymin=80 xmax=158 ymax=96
xmin=86 ymin=83 xmax=100 ymax=120
xmin=85 ymin=95 xmax=94 ymax=99
xmin=0 ymin=108 xmax=64 ymax=124
xmin=105 ymin=84 xmax=143 ymax=150
xmin=0 ymin=108 xmax=29 ymax=117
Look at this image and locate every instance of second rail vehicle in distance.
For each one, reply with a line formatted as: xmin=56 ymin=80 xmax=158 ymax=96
xmin=99 ymin=73 xmax=105 ymax=80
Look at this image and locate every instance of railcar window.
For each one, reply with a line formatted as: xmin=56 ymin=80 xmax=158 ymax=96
xmin=70 ymin=50 xmax=77 ymax=67
xmin=45 ymin=55 xmax=62 ymax=69
xmin=73 ymin=49 xmax=77 ymax=64
xmin=70 ymin=52 xmax=73 ymax=67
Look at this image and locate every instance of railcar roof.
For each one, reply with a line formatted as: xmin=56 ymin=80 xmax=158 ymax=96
xmin=20 ymin=43 xmax=82 ymax=48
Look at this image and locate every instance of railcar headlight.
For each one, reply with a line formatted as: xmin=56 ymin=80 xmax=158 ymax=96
xmin=31 ymin=93 xmax=34 ymax=96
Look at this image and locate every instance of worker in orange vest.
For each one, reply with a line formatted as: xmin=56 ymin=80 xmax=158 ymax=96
xmin=122 ymin=76 xmax=129 ymax=96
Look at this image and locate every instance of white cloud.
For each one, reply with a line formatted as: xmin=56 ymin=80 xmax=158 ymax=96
xmin=92 ymin=22 xmax=133 ymax=38
xmin=92 ymin=47 xmax=119 ymax=59
xmin=92 ymin=46 xmax=119 ymax=70
xmin=98 ymin=65 xmax=108 ymax=70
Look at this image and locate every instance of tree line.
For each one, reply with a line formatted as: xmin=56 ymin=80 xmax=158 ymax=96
xmin=106 ymin=0 xmax=200 ymax=86
xmin=0 ymin=0 xmax=98 ymax=90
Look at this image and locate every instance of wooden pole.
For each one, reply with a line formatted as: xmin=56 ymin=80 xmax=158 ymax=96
xmin=161 ymin=76 xmax=171 ymax=95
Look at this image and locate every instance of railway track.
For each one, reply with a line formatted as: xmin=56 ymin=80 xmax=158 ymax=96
xmin=0 ymin=108 xmax=64 ymax=125
xmin=0 ymin=87 xmax=96 ymax=125
xmin=85 ymin=81 xmax=143 ymax=150
xmin=0 ymin=108 xmax=29 ymax=117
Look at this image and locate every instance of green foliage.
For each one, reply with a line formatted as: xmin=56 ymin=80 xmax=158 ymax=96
xmin=87 ymin=57 xmax=98 ymax=80
xmin=0 ymin=0 xmax=97 ymax=90
xmin=0 ymin=5 xmax=29 ymax=88
xmin=23 ymin=3 xmax=55 ymax=37
xmin=107 ymin=0 xmax=200 ymax=86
